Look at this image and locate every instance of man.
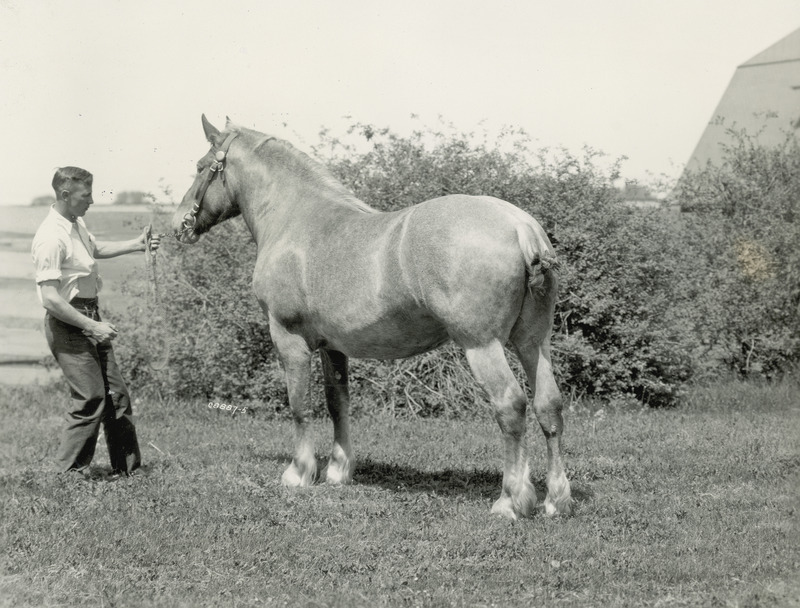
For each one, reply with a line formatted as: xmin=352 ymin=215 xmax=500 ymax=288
xmin=31 ymin=166 xmax=161 ymax=478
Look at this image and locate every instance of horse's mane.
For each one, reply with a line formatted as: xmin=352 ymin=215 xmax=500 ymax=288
xmin=228 ymin=124 xmax=375 ymax=215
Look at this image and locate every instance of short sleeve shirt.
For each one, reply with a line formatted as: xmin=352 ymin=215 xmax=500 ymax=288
xmin=31 ymin=207 xmax=103 ymax=304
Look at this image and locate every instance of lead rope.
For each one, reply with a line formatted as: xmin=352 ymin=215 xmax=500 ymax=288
xmin=144 ymin=224 xmax=173 ymax=371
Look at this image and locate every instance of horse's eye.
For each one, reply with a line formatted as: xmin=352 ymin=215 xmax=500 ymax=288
xmin=196 ymin=165 xmax=203 ymax=174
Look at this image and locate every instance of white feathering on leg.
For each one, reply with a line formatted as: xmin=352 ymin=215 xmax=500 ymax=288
xmin=325 ymin=444 xmax=353 ymax=485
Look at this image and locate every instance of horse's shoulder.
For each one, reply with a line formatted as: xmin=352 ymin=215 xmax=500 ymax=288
xmin=253 ymin=246 xmax=307 ymax=302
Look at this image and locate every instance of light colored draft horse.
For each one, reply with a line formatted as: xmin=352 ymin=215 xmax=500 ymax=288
xmin=172 ymin=116 xmax=572 ymax=519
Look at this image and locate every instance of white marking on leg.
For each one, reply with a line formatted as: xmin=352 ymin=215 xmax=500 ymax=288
xmin=544 ymin=469 xmax=572 ymax=517
xmin=491 ymin=495 xmax=519 ymax=520
xmin=281 ymin=443 xmax=316 ymax=487
xmin=325 ymin=443 xmax=353 ymax=485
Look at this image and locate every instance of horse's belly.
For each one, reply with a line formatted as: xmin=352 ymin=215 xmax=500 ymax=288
xmin=321 ymin=311 xmax=450 ymax=360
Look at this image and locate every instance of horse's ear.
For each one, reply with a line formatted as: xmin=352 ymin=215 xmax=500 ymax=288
xmin=225 ymin=115 xmax=233 ymax=128
xmin=201 ymin=114 xmax=220 ymax=144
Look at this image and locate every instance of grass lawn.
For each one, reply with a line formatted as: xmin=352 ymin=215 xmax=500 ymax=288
xmin=0 ymin=380 xmax=798 ymax=607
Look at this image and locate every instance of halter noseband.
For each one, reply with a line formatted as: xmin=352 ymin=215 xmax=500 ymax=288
xmin=179 ymin=131 xmax=240 ymax=238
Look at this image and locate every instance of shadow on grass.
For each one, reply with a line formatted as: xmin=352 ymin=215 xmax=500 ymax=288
xmin=361 ymin=456 xmax=592 ymax=495
xmin=253 ymin=448 xmax=594 ymax=508
xmin=355 ymin=456 xmax=502 ymax=500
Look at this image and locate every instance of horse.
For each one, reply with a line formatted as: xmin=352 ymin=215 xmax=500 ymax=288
xmin=171 ymin=115 xmax=572 ymax=519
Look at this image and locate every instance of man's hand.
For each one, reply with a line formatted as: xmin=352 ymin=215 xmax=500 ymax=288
xmin=141 ymin=225 xmax=162 ymax=254
xmin=83 ymin=321 xmax=118 ymax=345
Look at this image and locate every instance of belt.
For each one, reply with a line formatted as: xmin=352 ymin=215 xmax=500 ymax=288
xmin=70 ymin=296 xmax=99 ymax=307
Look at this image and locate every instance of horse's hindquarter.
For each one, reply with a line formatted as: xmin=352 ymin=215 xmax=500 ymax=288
xmin=402 ymin=196 xmax=533 ymax=346
xmin=257 ymin=195 xmax=535 ymax=358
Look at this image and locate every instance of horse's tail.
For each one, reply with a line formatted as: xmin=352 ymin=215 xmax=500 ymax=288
xmin=516 ymin=222 xmax=560 ymax=292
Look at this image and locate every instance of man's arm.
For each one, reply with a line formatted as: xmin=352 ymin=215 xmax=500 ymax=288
xmin=93 ymin=236 xmax=145 ymax=259
xmin=94 ymin=228 xmax=161 ymax=259
xmin=39 ymin=281 xmax=118 ymax=343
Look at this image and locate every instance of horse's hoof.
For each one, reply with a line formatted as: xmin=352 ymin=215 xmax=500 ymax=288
xmin=281 ymin=465 xmax=314 ymax=487
xmin=325 ymin=464 xmax=352 ymax=485
xmin=491 ymin=496 xmax=520 ymax=520
xmin=544 ymin=474 xmax=572 ymax=516
xmin=544 ymin=494 xmax=573 ymax=517
xmin=325 ymin=446 xmax=353 ymax=485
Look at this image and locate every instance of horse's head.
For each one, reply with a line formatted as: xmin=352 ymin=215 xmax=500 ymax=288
xmin=172 ymin=115 xmax=243 ymax=244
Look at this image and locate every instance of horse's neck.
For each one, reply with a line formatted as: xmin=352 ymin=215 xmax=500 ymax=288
xmin=237 ymin=166 xmax=369 ymax=252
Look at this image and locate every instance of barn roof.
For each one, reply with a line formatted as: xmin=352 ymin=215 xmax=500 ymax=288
xmin=684 ymin=27 xmax=800 ymax=173
xmin=742 ymin=27 xmax=800 ymax=66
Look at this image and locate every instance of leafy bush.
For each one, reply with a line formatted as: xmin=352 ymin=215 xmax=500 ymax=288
xmin=673 ymin=128 xmax=800 ymax=378
xmin=115 ymin=120 xmax=798 ymax=412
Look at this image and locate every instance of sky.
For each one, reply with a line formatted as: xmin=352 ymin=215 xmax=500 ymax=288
xmin=0 ymin=0 xmax=797 ymax=205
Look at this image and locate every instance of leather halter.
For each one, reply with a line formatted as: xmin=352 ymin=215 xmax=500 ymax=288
xmin=179 ymin=131 xmax=240 ymax=236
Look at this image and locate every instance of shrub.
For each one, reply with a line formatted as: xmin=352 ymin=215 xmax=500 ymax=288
xmin=673 ymin=128 xmax=800 ymax=378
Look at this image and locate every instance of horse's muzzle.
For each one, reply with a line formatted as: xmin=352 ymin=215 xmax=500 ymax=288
xmin=175 ymin=212 xmax=201 ymax=244
xmin=177 ymin=229 xmax=201 ymax=244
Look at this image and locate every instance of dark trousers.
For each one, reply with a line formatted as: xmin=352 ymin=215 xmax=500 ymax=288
xmin=45 ymin=297 xmax=141 ymax=474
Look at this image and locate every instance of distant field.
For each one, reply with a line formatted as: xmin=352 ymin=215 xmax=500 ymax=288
xmin=0 ymin=205 xmax=179 ymax=380
xmin=0 ymin=204 xmax=178 ymax=319
xmin=1 ymin=380 xmax=798 ymax=607
xmin=1 ymin=204 xmax=171 ymax=238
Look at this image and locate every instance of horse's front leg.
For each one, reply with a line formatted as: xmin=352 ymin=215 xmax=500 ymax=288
xmin=320 ymin=349 xmax=354 ymax=484
xmin=271 ymin=320 xmax=317 ymax=487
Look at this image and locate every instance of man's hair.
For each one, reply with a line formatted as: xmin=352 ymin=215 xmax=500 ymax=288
xmin=52 ymin=166 xmax=93 ymax=199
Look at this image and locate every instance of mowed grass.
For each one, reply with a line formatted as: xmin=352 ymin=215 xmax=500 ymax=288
xmin=1 ymin=381 xmax=798 ymax=607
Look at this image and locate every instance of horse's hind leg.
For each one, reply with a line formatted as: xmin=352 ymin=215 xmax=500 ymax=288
xmin=271 ymin=318 xmax=317 ymax=487
xmin=320 ymin=349 xmax=353 ymax=484
xmin=465 ymin=340 xmax=537 ymax=520
xmin=511 ymin=295 xmax=572 ymax=516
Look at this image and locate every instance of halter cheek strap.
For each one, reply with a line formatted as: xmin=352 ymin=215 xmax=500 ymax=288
xmin=181 ymin=131 xmax=240 ymax=234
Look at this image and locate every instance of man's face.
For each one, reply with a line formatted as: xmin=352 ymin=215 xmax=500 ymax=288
xmin=63 ymin=182 xmax=93 ymax=218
